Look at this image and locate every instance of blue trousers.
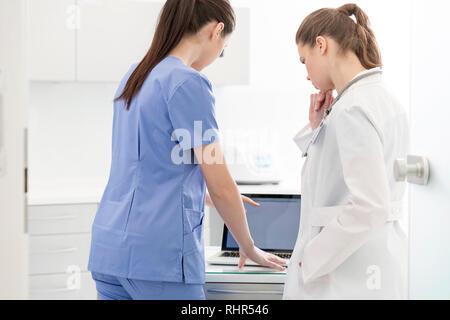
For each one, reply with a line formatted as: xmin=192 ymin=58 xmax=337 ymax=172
xmin=91 ymin=272 xmax=205 ymax=300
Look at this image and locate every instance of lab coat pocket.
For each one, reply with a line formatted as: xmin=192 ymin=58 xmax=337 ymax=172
xmin=310 ymin=205 xmax=346 ymax=227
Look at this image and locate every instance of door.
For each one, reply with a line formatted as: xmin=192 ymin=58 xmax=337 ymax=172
xmin=0 ymin=0 xmax=29 ymax=299
xmin=409 ymin=0 xmax=450 ymax=299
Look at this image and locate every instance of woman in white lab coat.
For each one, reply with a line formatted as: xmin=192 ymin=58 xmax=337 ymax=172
xmin=283 ymin=4 xmax=409 ymax=300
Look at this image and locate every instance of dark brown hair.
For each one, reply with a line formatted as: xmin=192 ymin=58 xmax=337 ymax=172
xmin=116 ymin=0 xmax=235 ymax=110
xmin=296 ymin=3 xmax=382 ymax=70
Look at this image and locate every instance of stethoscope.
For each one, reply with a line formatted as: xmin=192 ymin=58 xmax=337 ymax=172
xmin=302 ymin=68 xmax=383 ymax=158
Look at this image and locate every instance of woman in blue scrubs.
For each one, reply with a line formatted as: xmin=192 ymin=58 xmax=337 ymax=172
xmin=88 ymin=0 xmax=286 ymax=300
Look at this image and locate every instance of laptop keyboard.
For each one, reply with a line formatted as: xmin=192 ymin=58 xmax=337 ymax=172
xmin=220 ymin=251 xmax=291 ymax=259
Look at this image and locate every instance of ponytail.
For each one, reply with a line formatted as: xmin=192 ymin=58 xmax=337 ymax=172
xmin=296 ymin=3 xmax=382 ymax=70
xmin=116 ymin=0 xmax=235 ymax=110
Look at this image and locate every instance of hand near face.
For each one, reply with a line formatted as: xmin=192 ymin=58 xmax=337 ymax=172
xmin=309 ymin=90 xmax=334 ymax=130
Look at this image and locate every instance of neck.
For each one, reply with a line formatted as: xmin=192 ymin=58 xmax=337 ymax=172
xmin=330 ymin=52 xmax=367 ymax=94
xmin=169 ymin=37 xmax=202 ymax=69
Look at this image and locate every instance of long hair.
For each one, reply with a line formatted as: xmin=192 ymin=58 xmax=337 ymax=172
xmin=296 ymin=3 xmax=382 ymax=70
xmin=115 ymin=0 xmax=235 ymax=110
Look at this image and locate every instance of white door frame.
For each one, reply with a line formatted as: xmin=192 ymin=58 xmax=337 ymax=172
xmin=0 ymin=0 xmax=29 ymax=300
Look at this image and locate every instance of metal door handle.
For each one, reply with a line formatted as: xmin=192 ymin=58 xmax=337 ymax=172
xmin=394 ymin=155 xmax=430 ymax=185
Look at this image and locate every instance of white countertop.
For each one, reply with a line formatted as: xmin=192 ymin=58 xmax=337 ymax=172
xmin=205 ymin=246 xmax=287 ymax=284
xmin=28 ymin=185 xmax=105 ymax=206
xmin=28 ymin=180 xmax=300 ymax=206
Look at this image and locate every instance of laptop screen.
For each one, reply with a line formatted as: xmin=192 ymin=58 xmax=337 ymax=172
xmin=222 ymin=194 xmax=301 ymax=252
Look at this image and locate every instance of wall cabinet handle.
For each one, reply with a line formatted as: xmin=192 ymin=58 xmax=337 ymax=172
xmin=31 ymin=287 xmax=79 ymax=293
xmin=31 ymin=247 xmax=78 ymax=255
xmin=29 ymin=215 xmax=77 ymax=221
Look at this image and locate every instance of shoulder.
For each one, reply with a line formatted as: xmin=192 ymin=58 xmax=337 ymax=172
xmin=168 ymin=68 xmax=213 ymax=101
xmin=336 ymin=75 xmax=405 ymax=118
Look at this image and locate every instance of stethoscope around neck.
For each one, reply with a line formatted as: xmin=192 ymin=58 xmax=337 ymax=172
xmin=322 ymin=68 xmax=383 ymax=120
xmin=301 ymin=68 xmax=383 ymax=158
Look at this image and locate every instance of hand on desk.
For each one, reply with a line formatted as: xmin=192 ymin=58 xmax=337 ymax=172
xmin=205 ymin=193 xmax=284 ymax=271
xmin=238 ymin=246 xmax=287 ymax=272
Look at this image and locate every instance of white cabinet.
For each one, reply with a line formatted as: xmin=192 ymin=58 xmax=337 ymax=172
xmin=30 ymin=272 xmax=97 ymax=300
xmin=204 ymin=283 xmax=284 ymax=300
xmin=27 ymin=0 xmax=77 ymax=81
xmin=29 ymin=233 xmax=91 ymax=275
xmin=76 ymin=0 xmax=163 ymax=82
xmin=28 ymin=203 xmax=98 ymax=300
xmin=202 ymin=7 xmax=250 ymax=86
xmin=28 ymin=203 xmax=97 ymax=235
xmin=27 ymin=0 xmax=250 ymax=85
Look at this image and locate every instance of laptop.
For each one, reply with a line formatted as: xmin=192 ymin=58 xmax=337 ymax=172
xmin=207 ymin=194 xmax=301 ymax=267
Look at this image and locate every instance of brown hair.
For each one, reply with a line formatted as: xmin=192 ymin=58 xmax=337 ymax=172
xmin=116 ymin=0 xmax=235 ymax=110
xmin=295 ymin=3 xmax=382 ymax=70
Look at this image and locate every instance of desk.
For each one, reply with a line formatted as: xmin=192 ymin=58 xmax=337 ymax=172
xmin=205 ymin=246 xmax=287 ymax=300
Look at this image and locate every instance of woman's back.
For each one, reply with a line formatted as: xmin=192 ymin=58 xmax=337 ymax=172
xmin=88 ymin=55 xmax=219 ymax=284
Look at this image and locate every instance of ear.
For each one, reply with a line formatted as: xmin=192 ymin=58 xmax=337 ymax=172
xmin=212 ymin=22 xmax=225 ymax=40
xmin=315 ymin=36 xmax=328 ymax=55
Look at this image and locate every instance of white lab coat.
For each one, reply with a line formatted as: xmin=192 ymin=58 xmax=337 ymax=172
xmin=283 ymin=68 xmax=409 ymax=300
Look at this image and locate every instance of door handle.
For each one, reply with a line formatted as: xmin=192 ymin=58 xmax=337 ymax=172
xmin=394 ymin=155 xmax=430 ymax=185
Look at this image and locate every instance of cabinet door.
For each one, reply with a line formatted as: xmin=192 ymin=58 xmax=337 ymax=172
xmin=28 ymin=203 xmax=97 ymax=235
xmin=77 ymin=0 xmax=163 ymax=82
xmin=27 ymin=0 xmax=77 ymax=81
xmin=29 ymin=233 xmax=91 ymax=275
xmin=204 ymin=283 xmax=284 ymax=300
xmin=202 ymin=7 xmax=250 ymax=86
xmin=30 ymin=272 xmax=97 ymax=300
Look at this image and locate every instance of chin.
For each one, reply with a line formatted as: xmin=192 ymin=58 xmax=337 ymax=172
xmin=319 ymin=85 xmax=335 ymax=93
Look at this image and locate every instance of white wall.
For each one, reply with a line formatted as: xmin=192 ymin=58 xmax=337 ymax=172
xmin=28 ymin=82 xmax=116 ymax=192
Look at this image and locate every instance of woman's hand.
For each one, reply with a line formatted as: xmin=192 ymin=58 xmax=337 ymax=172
xmin=238 ymin=246 xmax=287 ymax=272
xmin=206 ymin=193 xmax=260 ymax=208
xmin=309 ymin=90 xmax=334 ymax=130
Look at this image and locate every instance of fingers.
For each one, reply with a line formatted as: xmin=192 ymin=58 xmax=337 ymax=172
xmin=242 ymin=195 xmax=260 ymax=207
xmin=314 ymin=92 xmax=326 ymax=111
xmin=268 ymin=254 xmax=287 ymax=266
xmin=324 ymin=90 xmax=332 ymax=108
xmin=266 ymin=260 xmax=286 ymax=272
xmin=265 ymin=254 xmax=286 ymax=271
xmin=238 ymin=255 xmax=247 ymax=271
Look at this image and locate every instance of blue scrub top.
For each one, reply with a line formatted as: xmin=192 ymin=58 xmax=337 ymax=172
xmin=88 ymin=55 xmax=220 ymax=284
